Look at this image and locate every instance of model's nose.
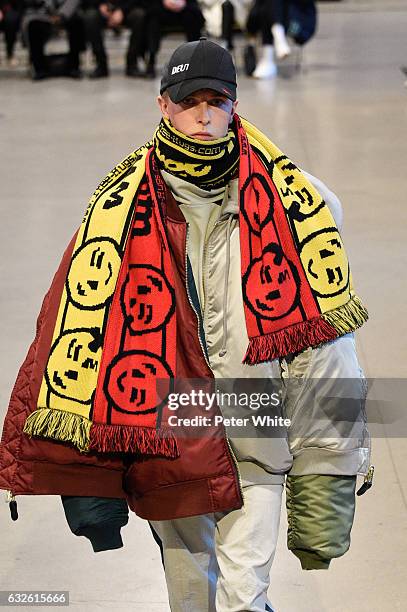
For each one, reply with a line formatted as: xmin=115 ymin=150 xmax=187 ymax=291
xmin=197 ymin=102 xmax=210 ymax=124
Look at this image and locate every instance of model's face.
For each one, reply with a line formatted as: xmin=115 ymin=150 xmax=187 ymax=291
xmin=157 ymin=88 xmax=238 ymax=140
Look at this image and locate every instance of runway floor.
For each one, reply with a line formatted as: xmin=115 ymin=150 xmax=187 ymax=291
xmin=1 ymin=1 xmax=406 ymax=610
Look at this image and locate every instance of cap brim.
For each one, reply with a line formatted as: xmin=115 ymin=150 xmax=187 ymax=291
xmin=166 ymin=77 xmax=236 ymax=103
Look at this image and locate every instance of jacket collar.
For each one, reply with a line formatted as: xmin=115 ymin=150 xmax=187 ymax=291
xmin=161 ymin=173 xmax=239 ymax=222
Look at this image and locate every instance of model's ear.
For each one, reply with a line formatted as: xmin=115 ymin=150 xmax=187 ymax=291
xmin=157 ymin=95 xmax=170 ymax=120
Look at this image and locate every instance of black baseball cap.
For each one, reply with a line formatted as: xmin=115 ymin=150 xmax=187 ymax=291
xmin=160 ymin=37 xmax=237 ymax=103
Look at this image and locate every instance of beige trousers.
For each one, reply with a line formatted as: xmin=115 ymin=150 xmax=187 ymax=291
xmin=150 ymin=481 xmax=283 ymax=612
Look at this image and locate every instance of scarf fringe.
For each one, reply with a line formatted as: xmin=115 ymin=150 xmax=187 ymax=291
xmin=243 ymin=294 xmax=369 ymax=364
xmin=89 ymin=423 xmax=180 ymax=458
xmin=243 ymin=317 xmax=338 ymax=364
xmin=23 ymin=409 xmax=180 ymax=458
xmin=23 ymin=408 xmax=91 ymax=453
xmin=322 ymin=294 xmax=369 ymax=334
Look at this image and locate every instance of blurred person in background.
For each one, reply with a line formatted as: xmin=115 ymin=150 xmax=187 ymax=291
xmin=244 ymin=0 xmax=317 ymax=79
xmin=244 ymin=0 xmax=290 ymax=78
xmin=80 ymin=0 xmax=151 ymax=78
xmin=144 ymin=0 xmax=204 ymax=78
xmin=0 ymin=0 xmax=23 ymax=66
xmin=22 ymin=0 xmax=84 ymax=79
xmin=199 ymin=0 xmax=251 ymax=52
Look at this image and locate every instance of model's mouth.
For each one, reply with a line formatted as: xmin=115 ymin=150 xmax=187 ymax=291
xmin=193 ymin=132 xmax=212 ymax=139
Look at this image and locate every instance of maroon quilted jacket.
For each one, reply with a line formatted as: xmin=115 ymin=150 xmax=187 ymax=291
xmin=0 ymin=187 xmax=243 ymax=521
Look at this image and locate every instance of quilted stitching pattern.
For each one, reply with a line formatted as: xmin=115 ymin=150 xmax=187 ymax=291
xmin=0 ymin=229 xmax=127 ymax=496
xmin=0 ymin=287 xmax=52 ymax=493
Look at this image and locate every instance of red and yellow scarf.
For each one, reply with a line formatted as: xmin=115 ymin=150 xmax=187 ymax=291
xmin=23 ymin=115 xmax=368 ymax=457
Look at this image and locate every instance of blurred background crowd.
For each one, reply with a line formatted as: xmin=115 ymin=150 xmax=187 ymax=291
xmin=0 ymin=0 xmax=323 ymax=81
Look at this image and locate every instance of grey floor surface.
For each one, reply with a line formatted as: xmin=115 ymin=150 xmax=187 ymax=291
xmin=1 ymin=1 xmax=407 ymax=611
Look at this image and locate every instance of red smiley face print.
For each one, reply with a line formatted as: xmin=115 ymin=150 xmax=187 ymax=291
xmin=120 ymin=265 xmax=175 ymax=335
xmin=243 ymin=243 xmax=300 ymax=320
xmin=104 ymin=351 xmax=173 ymax=415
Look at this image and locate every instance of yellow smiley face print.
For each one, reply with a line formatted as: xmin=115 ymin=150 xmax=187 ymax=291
xmin=45 ymin=328 xmax=102 ymax=404
xmin=66 ymin=238 xmax=121 ymax=310
xmin=300 ymin=229 xmax=349 ymax=298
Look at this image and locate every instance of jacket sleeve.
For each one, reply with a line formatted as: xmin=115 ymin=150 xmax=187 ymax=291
xmin=283 ymin=333 xmax=371 ymax=477
xmin=282 ymin=337 xmax=366 ymax=571
xmin=61 ymin=496 xmax=129 ymax=552
xmin=281 ymin=332 xmax=371 ymax=570
xmin=286 ymin=474 xmax=356 ymax=570
xmin=280 ymin=192 xmax=371 ymax=571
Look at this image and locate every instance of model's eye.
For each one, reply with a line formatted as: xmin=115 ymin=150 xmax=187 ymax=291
xmin=182 ymin=97 xmax=196 ymax=106
xmin=210 ymin=98 xmax=229 ymax=108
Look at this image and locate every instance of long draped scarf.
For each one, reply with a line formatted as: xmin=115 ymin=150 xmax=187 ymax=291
xmin=23 ymin=114 xmax=368 ymax=456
